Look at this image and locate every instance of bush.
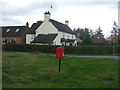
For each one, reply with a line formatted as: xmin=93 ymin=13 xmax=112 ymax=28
xmin=2 ymin=44 xmax=120 ymax=55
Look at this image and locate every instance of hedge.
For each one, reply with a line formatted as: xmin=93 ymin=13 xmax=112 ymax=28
xmin=2 ymin=44 xmax=120 ymax=55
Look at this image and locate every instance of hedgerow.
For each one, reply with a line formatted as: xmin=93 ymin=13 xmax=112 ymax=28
xmin=2 ymin=44 xmax=120 ymax=55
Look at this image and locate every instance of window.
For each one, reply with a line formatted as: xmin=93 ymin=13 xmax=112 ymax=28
xmin=3 ymin=39 xmax=7 ymax=44
xmin=54 ymin=41 xmax=56 ymax=45
xmin=11 ymin=38 xmax=16 ymax=44
xmin=72 ymin=34 xmax=73 ymax=39
xmin=63 ymin=32 xmax=65 ymax=38
xmin=68 ymin=34 xmax=69 ymax=39
xmin=2 ymin=39 xmax=5 ymax=44
xmin=16 ymin=29 xmax=19 ymax=32
xmin=6 ymin=29 xmax=10 ymax=32
xmin=31 ymin=35 xmax=35 ymax=39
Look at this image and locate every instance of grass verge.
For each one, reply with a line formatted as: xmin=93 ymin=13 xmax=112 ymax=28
xmin=2 ymin=52 xmax=118 ymax=88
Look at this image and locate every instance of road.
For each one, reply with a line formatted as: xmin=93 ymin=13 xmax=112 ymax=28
xmin=50 ymin=54 xmax=119 ymax=59
xmin=65 ymin=55 xmax=119 ymax=59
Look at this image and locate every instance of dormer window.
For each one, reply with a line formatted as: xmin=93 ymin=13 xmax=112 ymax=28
xmin=6 ymin=29 xmax=10 ymax=32
xmin=16 ymin=29 xmax=19 ymax=32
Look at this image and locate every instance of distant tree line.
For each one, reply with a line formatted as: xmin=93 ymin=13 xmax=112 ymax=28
xmin=74 ymin=28 xmax=93 ymax=45
xmin=74 ymin=21 xmax=120 ymax=45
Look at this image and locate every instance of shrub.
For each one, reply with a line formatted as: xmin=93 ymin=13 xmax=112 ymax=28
xmin=2 ymin=44 xmax=120 ymax=55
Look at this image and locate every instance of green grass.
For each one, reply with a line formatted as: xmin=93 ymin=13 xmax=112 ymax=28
xmin=2 ymin=52 xmax=118 ymax=88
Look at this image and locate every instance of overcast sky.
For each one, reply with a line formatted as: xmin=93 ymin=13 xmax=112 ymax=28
xmin=0 ymin=0 xmax=119 ymax=37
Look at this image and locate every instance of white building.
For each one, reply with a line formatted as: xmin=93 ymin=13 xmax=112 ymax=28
xmin=26 ymin=11 xmax=77 ymax=46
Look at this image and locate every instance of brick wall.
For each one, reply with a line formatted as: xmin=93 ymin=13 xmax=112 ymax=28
xmin=2 ymin=37 xmax=24 ymax=44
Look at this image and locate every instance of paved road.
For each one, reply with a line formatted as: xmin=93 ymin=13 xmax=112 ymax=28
xmin=50 ymin=54 xmax=119 ymax=59
xmin=65 ymin=55 xmax=119 ymax=59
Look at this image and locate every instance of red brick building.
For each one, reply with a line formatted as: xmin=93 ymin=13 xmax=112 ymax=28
xmin=0 ymin=22 xmax=29 ymax=44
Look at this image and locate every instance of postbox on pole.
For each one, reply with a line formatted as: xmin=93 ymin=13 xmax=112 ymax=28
xmin=56 ymin=47 xmax=64 ymax=59
xmin=56 ymin=47 xmax=64 ymax=72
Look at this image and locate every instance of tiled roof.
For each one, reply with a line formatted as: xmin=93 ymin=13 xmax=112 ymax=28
xmin=26 ymin=19 xmax=75 ymax=35
xmin=27 ymin=21 xmax=43 ymax=34
xmin=50 ymin=19 xmax=75 ymax=34
xmin=1 ymin=26 xmax=26 ymax=37
xmin=92 ymin=34 xmax=107 ymax=44
xmin=31 ymin=34 xmax=58 ymax=44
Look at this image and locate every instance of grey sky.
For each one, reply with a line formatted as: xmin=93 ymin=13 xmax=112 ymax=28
xmin=0 ymin=0 xmax=119 ymax=37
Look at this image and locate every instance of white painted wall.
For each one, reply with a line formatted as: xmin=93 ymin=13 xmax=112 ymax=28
xmin=26 ymin=34 xmax=35 ymax=44
xmin=62 ymin=32 xmax=75 ymax=39
xmin=64 ymin=33 xmax=76 ymax=40
xmin=53 ymin=32 xmax=63 ymax=45
xmin=53 ymin=31 xmax=76 ymax=46
xmin=44 ymin=14 xmax=50 ymax=21
xmin=36 ymin=20 xmax=58 ymax=36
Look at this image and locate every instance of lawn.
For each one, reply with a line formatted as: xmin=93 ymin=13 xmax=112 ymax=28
xmin=2 ymin=52 xmax=118 ymax=88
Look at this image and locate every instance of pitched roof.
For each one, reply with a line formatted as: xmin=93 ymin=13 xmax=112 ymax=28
xmin=92 ymin=34 xmax=107 ymax=44
xmin=50 ymin=19 xmax=75 ymax=34
xmin=31 ymin=34 xmax=58 ymax=44
xmin=27 ymin=21 xmax=43 ymax=34
xmin=1 ymin=26 xmax=26 ymax=37
xmin=27 ymin=19 xmax=75 ymax=34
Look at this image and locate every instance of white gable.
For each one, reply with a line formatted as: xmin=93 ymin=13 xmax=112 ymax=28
xmin=35 ymin=20 xmax=58 ymax=36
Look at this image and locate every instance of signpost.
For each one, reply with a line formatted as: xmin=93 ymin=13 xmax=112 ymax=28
xmin=59 ymin=59 xmax=61 ymax=72
xmin=56 ymin=47 xmax=64 ymax=72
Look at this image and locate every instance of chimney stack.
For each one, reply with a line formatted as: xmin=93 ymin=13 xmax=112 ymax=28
xmin=65 ymin=20 xmax=69 ymax=26
xmin=44 ymin=11 xmax=51 ymax=21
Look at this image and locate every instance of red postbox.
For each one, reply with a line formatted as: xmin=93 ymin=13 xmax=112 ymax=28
xmin=56 ymin=47 xmax=64 ymax=59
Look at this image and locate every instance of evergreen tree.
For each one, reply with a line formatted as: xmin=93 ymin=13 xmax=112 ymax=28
xmin=111 ymin=21 xmax=120 ymax=45
xmin=89 ymin=29 xmax=94 ymax=37
xmin=75 ymin=28 xmax=93 ymax=45
xmin=96 ymin=26 xmax=103 ymax=35
xmin=82 ymin=28 xmax=92 ymax=45
xmin=111 ymin=21 xmax=118 ymax=36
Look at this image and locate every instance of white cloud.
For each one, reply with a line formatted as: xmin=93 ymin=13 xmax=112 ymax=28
xmin=50 ymin=4 xmax=118 ymax=37
xmin=0 ymin=0 xmax=118 ymax=37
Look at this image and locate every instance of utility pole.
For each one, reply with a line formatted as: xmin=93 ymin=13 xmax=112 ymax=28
xmin=113 ymin=36 xmax=115 ymax=55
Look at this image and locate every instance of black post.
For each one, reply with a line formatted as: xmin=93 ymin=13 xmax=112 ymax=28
xmin=59 ymin=59 xmax=61 ymax=72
